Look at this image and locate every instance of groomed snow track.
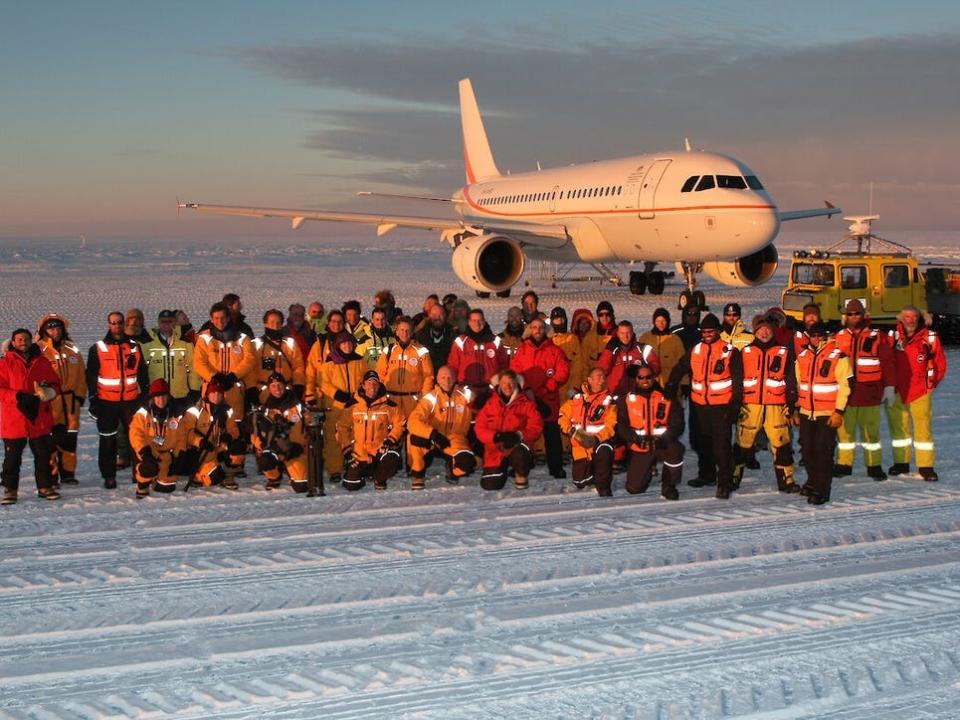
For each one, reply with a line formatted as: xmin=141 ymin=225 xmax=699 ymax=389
xmin=1 ymin=476 xmax=959 ymax=719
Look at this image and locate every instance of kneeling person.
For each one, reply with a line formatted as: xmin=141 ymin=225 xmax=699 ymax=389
xmin=407 ymin=365 xmax=476 ymax=489
xmin=558 ymin=367 xmax=617 ymax=496
xmin=179 ymin=378 xmax=245 ymax=490
xmin=252 ymin=373 xmax=310 ymax=492
xmin=474 ymin=370 xmax=543 ymax=490
xmin=617 ymin=366 xmax=685 ymax=500
xmin=337 ymin=370 xmax=405 ymax=491
xmin=129 ymin=379 xmax=184 ymax=497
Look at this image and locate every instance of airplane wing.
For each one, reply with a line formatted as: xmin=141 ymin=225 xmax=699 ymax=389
xmin=778 ymin=202 xmax=842 ymax=222
xmin=178 ymin=201 xmax=569 ymax=246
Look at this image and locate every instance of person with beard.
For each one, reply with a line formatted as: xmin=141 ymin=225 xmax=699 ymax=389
xmin=221 ymin=293 xmax=255 ymax=339
xmin=448 ymin=309 xmax=508 ymax=406
xmin=733 ymin=315 xmax=800 ymax=493
xmin=667 ymin=313 xmax=743 ymax=499
xmin=408 ymin=365 xmax=476 ymax=489
xmin=179 ymin=377 xmax=244 ymax=490
xmin=720 ymin=303 xmax=754 ymax=351
xmin=251 ymin=373 xmax=310 ymax=493
xmin=86 ymin=311 xmax=149 ymax=489
xmin=305 ymin=310 xmax=346 ymax=404
xmin=361 ymin=307 xmax=396 ymax=370
xmin=511 ymin=318 xmax=570 ymax=478
xmin=617 ymin=365 xmax=685 ymax=500
xmin=794 ymin=303 xmax=823 ymax=357
xmin=549 ymin=307 xmax=584 ymax=403
xmin=129 ymin=379 xmax=184 ymax=498
xmin=337 ymin=370 xmax=405 ymax=491
xmin=286 ymin=303 xmax=317 ymax=360
xmin=886 ymin=305 xmax=947 ymax=481
xmin=582 ymin=301 xmax=617 ymax=373
xmin=1 ymin=328 xmax=62 ymax=504
xmin=320 ymin=331 xmax=367 ymax=484
xmin=449 ymin=299 xmax=471 ymax=334
xmin=474 ymin=370 xmax=543 ymax=490
xmin=559 ymin=367 xmax=617 ymax=496
xmin=597 ymin=321 xmax=661 ymax=397
xmin=35 ymin=314 xmax=87 ymax=486
xmin=833 ymin=299 xmax=896 ymax=481
xmin=123 ymin=308 xmax=152 ymax=344
xmin=412 ymin=294 xmax=440 ymax=333
xmin=521 ymin=290 xmax=546 ymax=324
xmin=307 ymin=302 xmax=328 ymax=336
xmin=247 ymin=309 xmax=306 ymax=405
xmin=374 ymin=289 xmax=403 ymax=325
xmin=415 ymin=303 xmax=455 ymax=372
xmin=142 ymin=310 xmax=201 ymax=416
xmin=639 ymin=308 xmax=685 ymax=388
xmin=499 ymin=306 xmax=526 ymax=360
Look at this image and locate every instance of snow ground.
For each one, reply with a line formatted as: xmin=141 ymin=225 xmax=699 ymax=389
xmin=0 ymin=233 xmax=958 ymax=719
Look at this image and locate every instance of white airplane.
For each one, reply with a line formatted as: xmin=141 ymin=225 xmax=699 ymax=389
xmin=180 ymin=78 xmax=840 ymax=307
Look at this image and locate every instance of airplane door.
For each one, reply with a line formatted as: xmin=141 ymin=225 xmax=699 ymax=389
xmin=549 ymin=185 xmax=560 ymax=212
xmin=636 ymin=159 xmax=672 ymax=219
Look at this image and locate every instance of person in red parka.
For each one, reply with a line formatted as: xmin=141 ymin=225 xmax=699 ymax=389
xmin=510 ymin=318 xmax=570 ymax=478
xmin=597 ymin=320 xmax=661 ymax=396
xmin=1 ymin=328 xmax=63 ymax=504
xmin=474 ymin=370 xmax=543 ymax=490
xmin=447 ymin=309 xmax=508 ymax=407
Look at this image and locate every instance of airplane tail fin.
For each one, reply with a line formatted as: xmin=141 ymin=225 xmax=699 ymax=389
xmin=459 ymin=78 xmax=500 ymax=184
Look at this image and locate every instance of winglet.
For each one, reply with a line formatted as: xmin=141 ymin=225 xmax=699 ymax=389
xmin=459 ymin=78 xmax=500 ymax=184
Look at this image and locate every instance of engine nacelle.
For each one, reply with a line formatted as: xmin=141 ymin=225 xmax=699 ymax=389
xmin=451 ymin=234 xmax=525 ymax=293
xmin=701 ymin=244 xmax=779 ymax=288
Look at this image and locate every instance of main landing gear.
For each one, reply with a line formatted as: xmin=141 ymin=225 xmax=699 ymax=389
xmin=628 ymin=262 xmax=667 ymax=296
xmin=475 ymin=289 xmax=513 ymax=299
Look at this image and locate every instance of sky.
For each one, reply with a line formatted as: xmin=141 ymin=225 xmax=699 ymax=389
xmin=1 ymin=0 xmax=959 ymax=241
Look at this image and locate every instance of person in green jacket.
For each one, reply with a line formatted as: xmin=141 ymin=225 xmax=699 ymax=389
xmin=142 ymin=310 xmax=201 ymax=414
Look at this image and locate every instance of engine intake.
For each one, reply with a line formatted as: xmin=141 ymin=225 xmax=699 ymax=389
xmin=702 ymin=244 xmax=778 ymax=288
xmin=451 ymin=235 xmax=525 ymax=292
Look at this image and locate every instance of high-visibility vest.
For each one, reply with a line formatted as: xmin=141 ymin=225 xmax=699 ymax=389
xmin=741 ymin=343 xmax=789 ymax=405
xmin=95 ymin=340 xmax=142 ymax=402
xmin=797 ymin=342 xmax=843 ymax=412
xmin=835 ymin=327 xmax=884 ymax=384
xmin=624 ymin=390 xmax=673 ymax=452
xmin=689 ymin=341 xmax=735 ymax=405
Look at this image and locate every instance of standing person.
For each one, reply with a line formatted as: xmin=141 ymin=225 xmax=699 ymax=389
xmin=337 ymin=370 xmax=405 ymax=491
xmin=248 ymin=309 xmax=306 ymax=402
xmin=549 ymin=307 xmax=584 ymax=403
xmin=129 ymin=379 xmax=184 ymax=498
xmin=0 ymin=328 xmax=62 ymax=504
xmin=342 ymin=300 xmax=372 ymax=347
xmin=251 ymin=373 xmax=310 ymax=493
xmin=794 ymin=303 xmax=823 ymax=357
xmin=142 ymin=310 xmax=201 ymax=415
xmin=124 ymin=308 xmax=152 ymax=344
xmin=412 ymin=294 xmax=440 ymax=332
xmin=87 ymin=311 xmax=149 ymax=489
xmin=374 ymin=289 xmax=403 ymax=325
xmin=734 ymin=315 xmax=799 ymax=493
xmin=616 ymin=366 xmax=685 ymax=500
xmin=286 ymin=303 xmax=317 ymax=360
xmin=886 ymin=305 xmax=947 ymax=481
xmin=179 ymin=378 xmax=244 ymax=490
xmin=639 ymin=308 xmax=685 ymax=388
xmin=474 ymin=370 xmax=543 ymax=490
xmin=415 ymin=303 xmax=455 ymax=372
xmin=511 ymin=318 xmax=570 ymax=478
xmin=597 ymin=321 xmax=661 ymax=397
xmin=582 ymin=301 xmax=617 ymax=373
xmin=307 ymin=302 xmax=328 ymax=335
xmin=319 ymin=332 xmax=367 ymax=484
xmin=833 ymin=299 xmax=896 ymax=480
xmin=407 ymin=366 xmax=476 ymax=489
xmin=362 ymin=307 xmax=395 ymax=369
xmin=667 ymin=313 xmax=743 ymax=499
xmin=35 ymin=314 xmax=87 ymax=486
xmin=670 ymin=304 xmax=703 ymax=456
xmin=499 ymin=306 xmax=526 ymax=359
xmin=447 ymin=309 xmax=508 ymax=405
xmin=305 ymin=310 xmax=346 ymax=403
xmin=193 ymin=302 xmax=256 ymax=421
xmin=794 ymin=322 xmax=852 ymax=505
xmin=520 ymin=290 xmax=546 ymax=324
xmin=558 ymin=367 xmax=617 ymax=495
xmin=720 ymin=303 xmax=754 ymax=351
xmin=221 ymin=293 xmax=255 ymax=338
xmin=376 ymin=317 xmax=434 ymax=420
xmin=449 ymin=298 xmax=471 ymax=334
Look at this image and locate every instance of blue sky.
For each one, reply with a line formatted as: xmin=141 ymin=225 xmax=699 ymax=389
xmin=2 ymin=1 xmax=958 ymax=238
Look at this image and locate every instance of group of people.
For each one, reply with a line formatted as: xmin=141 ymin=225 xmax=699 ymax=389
xmin=0 ymin=288 xmax=947 ymax=507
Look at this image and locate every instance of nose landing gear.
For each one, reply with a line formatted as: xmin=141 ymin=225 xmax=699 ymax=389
xmin=677 ymin=262 xmax=707 ymax=310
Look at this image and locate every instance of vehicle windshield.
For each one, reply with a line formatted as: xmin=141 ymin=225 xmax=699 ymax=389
xmin=792 ymin=262 xmax=835 ymax=286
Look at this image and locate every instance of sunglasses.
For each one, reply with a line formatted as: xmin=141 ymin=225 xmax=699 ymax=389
xmin=598 ymin=311 xmax=612 ymax=317
xmin=636 ymin=374 xmax=655 ymax=380
xmin=108 ymin=320 xmax=123 ymax=325
xmin=845 ymin=311 xmax=863 ymax=316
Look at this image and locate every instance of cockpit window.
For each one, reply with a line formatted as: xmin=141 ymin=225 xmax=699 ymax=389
xmin=695 ymin=175 xmax=715 ymax=192
xmin=745 ymin=175 xmax=764 ymax=190
xmin=717 ymin=175 xmax=747 ymax=189
xmin=681 ymin=176 xmax=699 ymax=193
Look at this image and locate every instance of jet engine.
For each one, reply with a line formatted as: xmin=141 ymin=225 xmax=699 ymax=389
xmin=451 ymin=234 xmax=525 ymax=293
xmin=701 ymin=244 xmax=778 ymax=287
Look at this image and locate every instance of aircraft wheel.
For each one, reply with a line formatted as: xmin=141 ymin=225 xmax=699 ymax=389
xmin=692 ymin=290 xmax=706 ymax=309
xmin=648 ymin=272 xmax=666 ymax=295
xmin=496 ymin=288 xmax=512 ymax=298
xmin=476 ymin=291 xmax=491 ymax=299
xmin=678 ymin=289 xmax=693 ymax=310
xmin=629 ymin=271 xmax=647 ymax=295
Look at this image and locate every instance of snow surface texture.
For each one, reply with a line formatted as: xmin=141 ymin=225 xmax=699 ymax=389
xmin=0 ymin=232 xmax=958 ymax=719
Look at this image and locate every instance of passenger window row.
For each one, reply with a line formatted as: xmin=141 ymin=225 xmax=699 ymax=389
xmin=478 ymin=185 xmax=624 ymax=206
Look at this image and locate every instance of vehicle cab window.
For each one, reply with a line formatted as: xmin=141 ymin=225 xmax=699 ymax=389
xmin=840 ymin=266 xmax=867 ymax=289
xmin=884 ymin=264 xmax=909 ymax=288
xmin=793 ymin=262 xmax=836 ymax=286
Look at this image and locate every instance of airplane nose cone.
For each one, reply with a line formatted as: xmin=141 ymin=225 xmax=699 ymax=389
xmin=733 ymin=207 xmax=779 ymax=255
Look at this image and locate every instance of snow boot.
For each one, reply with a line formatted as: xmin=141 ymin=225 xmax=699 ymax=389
xmin=661 ymin=485 xmax=679 ymax=501
xmin=222 ymin=477 xmax=239 ymax=491
xmin=832 ymin=464 xmax=852 ymax=478
xmin=411 ymin=476 xmax=425 ymax=491
xmin=731 ymin=464 xmax=744 ymax=491
xmin=514 ymin=475 xmax=528 ymax=490
xmin=776 ymin=466 xmax=800 ymax=493
xmin=888 ymin=463 xmax=909 ymax=476
xmin=103 ymin=477 xmax=117 ymax=489
xmin=688 ymin=476 xmax=716 ymax=488
xmin=37 ymin=487 xmax=61 ymax=501
xmin=60 ymin=471 xmax=79 ymax=485
xmin=919 ymin=467 xmax=939 ymax=482
xmin=1 ymin=490 xmax=17 ymax=506
xmin=807 ymin=493 xmax=829 ymax=505
xmin=715 ymin=484 xmax=731 ymax=500
xmin=799 ymin=484 xmax=813 ymax=497
xmin=867 ymin=465 xmax=887 ymax=481
xmin=374 ymin=478 xmax=387 ymax=491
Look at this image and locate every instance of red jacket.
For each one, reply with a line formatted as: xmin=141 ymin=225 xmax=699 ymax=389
xmin=597 ymin=336 xmax=661 ymax=396
xmin=834 ymin=325 xmax=895 ymax=406
xmin=891 ymin=322 xmax=947 ymax=403
xmin=447 ymin=327 xmax=509 ymax=393
xmin=510 ymin=337 xmax=570 ymax=421
xmin=0 ymin=345 xmax=61 ymax=439
xmin=474 ymin=385 xmax=544 ymax=468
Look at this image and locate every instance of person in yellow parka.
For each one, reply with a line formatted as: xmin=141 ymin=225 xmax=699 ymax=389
xmin=376 ymin=317 xmax=434 ymax=418
xmin=305 ymin=310 xmax=346 ymax=404
xmin=193 ymin=302 xmax=256 ymax=419
xmin=246 ymin=309 xmax=306 ymax=404
xmin=251 ymin=373 xmax=310 ymax=493
xmin=407 ymin=365 xmax=476 ymax=489
xmin=142 ymin=310 xmax=201 ymax=414
xmin=320 ymin=331 xmax=368 ymax=483
xmin=178 ymin=377 xmax=244 ymax=490
xmin=548 ymin=307 xmax=583 ymax=399
xmin=35 ymin=313 xmax=87 ymax=485
xmin=638 ymin=308 xmax=686 ymax=388
xmin=129 ymin=379 xmax=185 ymax=498
xmin=336 ymin=370 xmax=405 ymax=491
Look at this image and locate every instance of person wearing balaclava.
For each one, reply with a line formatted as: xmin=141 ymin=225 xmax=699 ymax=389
xmin=247 ymin=308 xmax=306 ymax=404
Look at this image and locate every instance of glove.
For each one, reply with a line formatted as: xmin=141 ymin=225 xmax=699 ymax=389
xmin=430 ymin=430 xmax=451 ymax=450
xmin=500 ymin=431 xmax=521 ymax=450
xmin=198 ymin=438 xmax=215 ymax=453
xmin=16 ymin=392 xmax=40 ymax=422
xmin=34 ymin=382 xmax=56 ymax=402
xmin=223 ymin=372 xmax=239 ymax=386
xmin=827 ymin=411 xmax=844 ymax=429
xmin=654 ymin=435 xmax=670 ymax=450
xmin=573 ymin=429 xmax=598 ymax=449
xmin=333 ymin=389 xmax=352 ymax=405
xmin=137 ymin=453 xmax=159 ymax=479
xmin=882 ymin=386 xmax=896 ymax=407
xmin=343 ymin=449 xmax=361 ymax=469
xmin=790 ymin=411 xmax=801 ymax=427
xmin=664 ymin=383 xmax=678 ymax=399
xmin=286 ymin=442 xmax=303 ymax=460
xmin=634 ymin=433 xmax=654 ymax=451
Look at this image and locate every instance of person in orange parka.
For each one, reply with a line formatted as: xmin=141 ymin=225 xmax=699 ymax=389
xmin=474 ymin=370 xmax=543 ymax=491
xmin=558 ymin=367 xmax=617 ymax=496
